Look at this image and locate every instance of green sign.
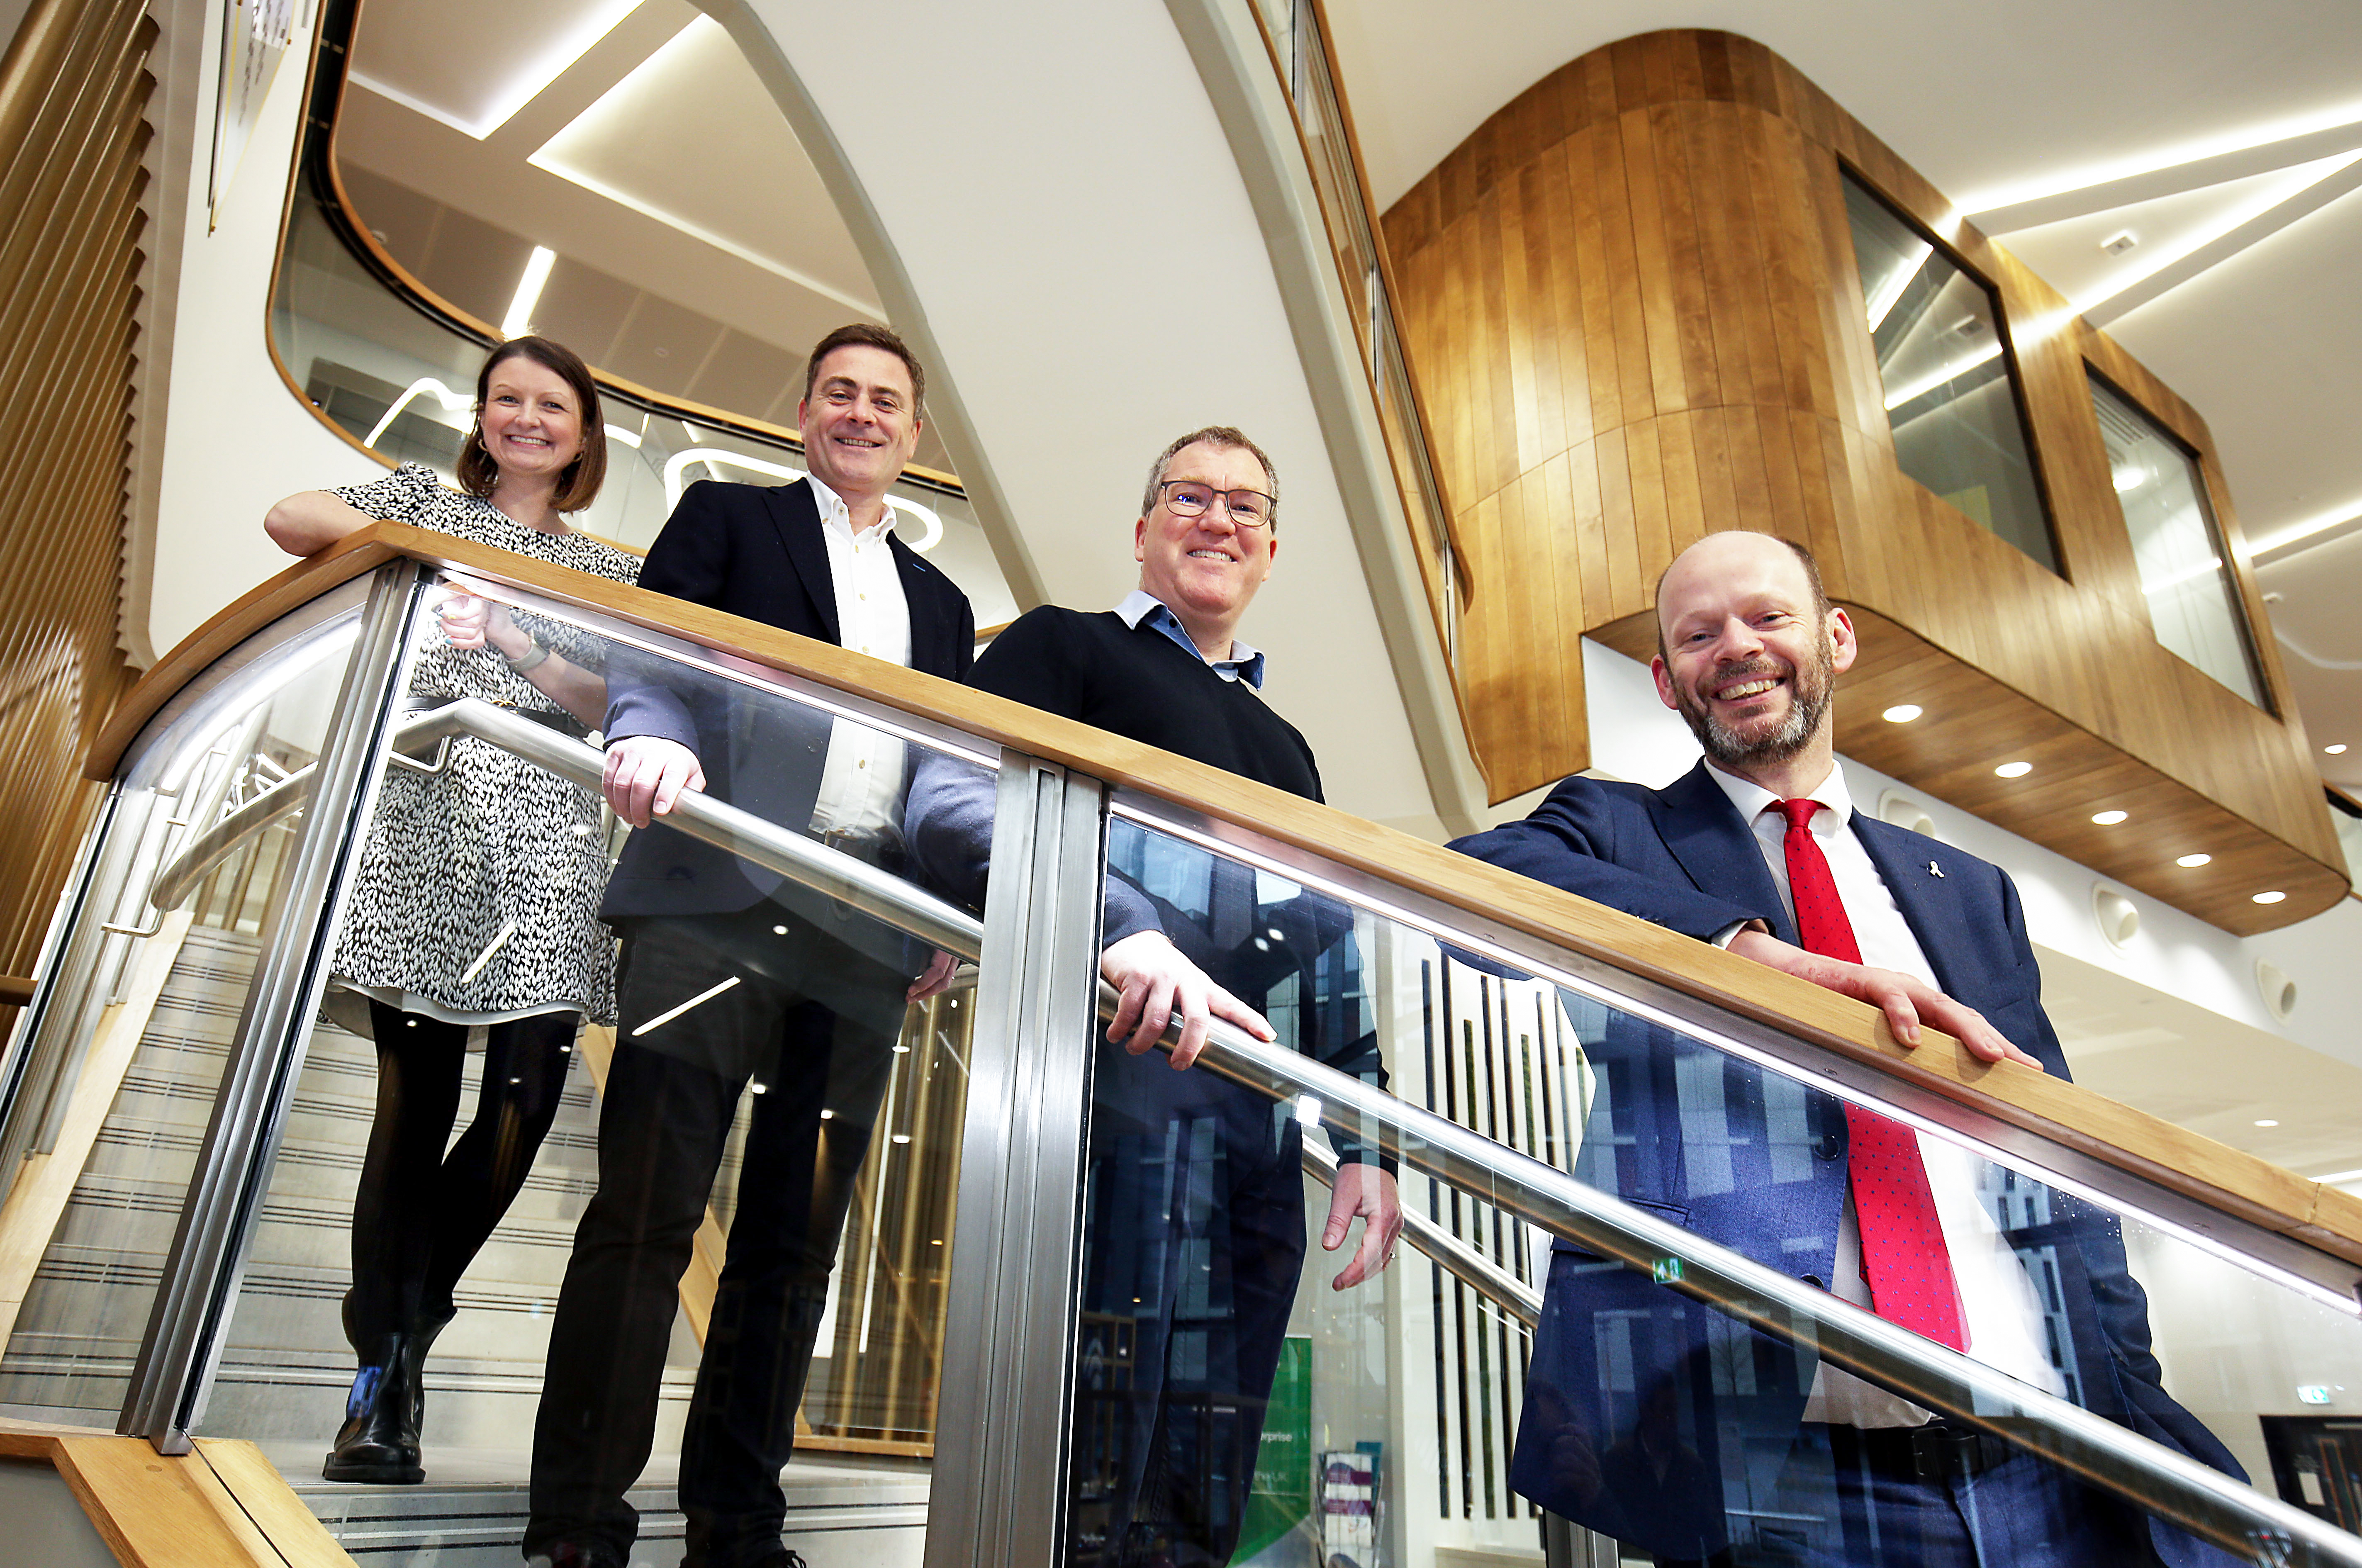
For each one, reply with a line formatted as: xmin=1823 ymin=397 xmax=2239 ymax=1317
xmin=1235 ymin=1335 xmax=1313 ymax=1562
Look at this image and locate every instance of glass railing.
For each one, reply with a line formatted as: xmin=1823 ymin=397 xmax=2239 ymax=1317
xmin=6 ymin=536 xmax=2362 ymax=1565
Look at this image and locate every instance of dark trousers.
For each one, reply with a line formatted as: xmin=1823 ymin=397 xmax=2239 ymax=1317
xmin=526 ymin=913 xmax=906 ymax=1568
xmin=348 ymin=1001 xmax=575 ymax=1340
xmin=1737 ymin=1422 xmax=2153 ymax=1568
xmin=1071 ymin=1044 xmax=1308 ymax=1568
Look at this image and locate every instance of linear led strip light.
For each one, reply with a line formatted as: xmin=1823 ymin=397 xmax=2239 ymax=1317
xmin=348 ymin=0 xmax=648 ymax=140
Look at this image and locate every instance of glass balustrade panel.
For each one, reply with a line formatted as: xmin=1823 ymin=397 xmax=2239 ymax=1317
xmin=1054 ymin=807 xmax=2362 ymax=1566
xmin=198 ymin=574 xmax=996 ymax=1562
xmin=0 ymin=578 xmax=377 ymax=1425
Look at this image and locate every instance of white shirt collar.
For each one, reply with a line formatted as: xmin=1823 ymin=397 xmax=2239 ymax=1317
xmin=1113 ymin=589 xmax=1266 ymax=686
xmin=806 ymin=473 xmax=900 ymax=541
xmin=1700 ymin=756 xmax=1855 ymax=829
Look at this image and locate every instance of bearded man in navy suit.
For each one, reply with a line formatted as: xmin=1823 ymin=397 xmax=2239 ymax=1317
xmin=527 ymin=325 xmax=973 ymax=1568
xmin=1450 ymin=531 xmax=2243 ymax=1567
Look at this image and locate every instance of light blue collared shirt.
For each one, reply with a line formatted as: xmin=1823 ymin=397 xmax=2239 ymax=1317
xmin=1114 ymin=589 xmax=1266 ymax=688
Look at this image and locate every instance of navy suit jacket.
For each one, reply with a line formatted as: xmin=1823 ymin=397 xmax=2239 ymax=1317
xmin=600 ymin=478 xmax=974 ymax=927
xmin=1450 ymin=762 xmax=2241 ymax=1564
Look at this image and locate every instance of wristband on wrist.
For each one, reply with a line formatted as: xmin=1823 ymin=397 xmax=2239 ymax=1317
xmin=503 ymin=638 xmax=552 ymax=674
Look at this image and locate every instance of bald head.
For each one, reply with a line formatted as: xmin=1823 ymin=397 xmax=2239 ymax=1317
xmin=1649 ymin=531 xmax=1855 ymax=790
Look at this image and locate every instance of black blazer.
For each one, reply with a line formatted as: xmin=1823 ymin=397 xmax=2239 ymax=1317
xmin=599 ymin=478 xmax=974 ymax=923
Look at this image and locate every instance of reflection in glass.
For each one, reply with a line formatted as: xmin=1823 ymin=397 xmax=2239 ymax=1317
xmin=187 ymin=584 xmax=981 ymax=1559
xmin=2090 ymin=375 xmax=2265 ymax=706
xmin=1843 ymin=176 xmax=2058 ymax=573
xmin=0 ymin=591 xmax=370 ymax=1424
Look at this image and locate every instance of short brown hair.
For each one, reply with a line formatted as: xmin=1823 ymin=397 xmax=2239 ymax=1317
xmin=456 ymin=336 xmax=607 ymax=513
xmin=802 ymin=323 xmax=926 ymax=413
xmin=1651 ymin=531 xmax=1827 ymax=665
xmin=1141 ymin=426 xmax=1279 ymax=529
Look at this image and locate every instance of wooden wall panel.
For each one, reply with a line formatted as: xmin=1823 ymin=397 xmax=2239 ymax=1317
xmin=0 ymin=0 xmax=149 ymax=983
xmin=1380 ymin=27 xmax=2344 ymax=933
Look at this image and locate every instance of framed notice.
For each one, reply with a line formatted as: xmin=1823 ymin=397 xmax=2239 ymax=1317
xmin=208 ymin=0 xmax=314 ymax=229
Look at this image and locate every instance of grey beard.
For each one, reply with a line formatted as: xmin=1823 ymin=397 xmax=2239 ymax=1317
xmin=1678 ymin=665 xmax=1831 ymax=769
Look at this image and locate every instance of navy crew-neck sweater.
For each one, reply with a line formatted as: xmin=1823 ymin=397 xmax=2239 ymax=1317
xmin=970 ymin=606 xmax=1321 ymax=802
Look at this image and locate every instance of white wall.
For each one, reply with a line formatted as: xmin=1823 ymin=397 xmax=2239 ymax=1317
xmin=146 ymin=13 xmax=377 ymax=660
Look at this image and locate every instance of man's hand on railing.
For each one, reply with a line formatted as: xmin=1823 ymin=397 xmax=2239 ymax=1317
xmin=907 ymin=949 xmax=960 ymax=1002
xmin=603 ymin=734 xmax=705 ymax=828
xmin=1321 ymin=1162 xmax=1402 ymax=1290
xmin=1726 ymin=926 xmax=2043 ymax=1070
xmin=1100 ymin=929 xmax=1274 ymax=1069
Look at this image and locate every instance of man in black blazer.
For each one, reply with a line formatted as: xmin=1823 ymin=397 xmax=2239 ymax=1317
xmin=526 ymin=325 xmax=974 ymax=1568
xmin=1451 ymin=531 xmax=2242 ymax=1565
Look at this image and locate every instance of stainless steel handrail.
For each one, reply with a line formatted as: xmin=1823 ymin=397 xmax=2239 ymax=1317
xmin=136 ymin=696 xmax=2358 ymax=1561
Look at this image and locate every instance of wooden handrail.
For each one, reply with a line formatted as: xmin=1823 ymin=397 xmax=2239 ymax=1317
xmin=87 ymin=524 xmax=2362 ymax=1271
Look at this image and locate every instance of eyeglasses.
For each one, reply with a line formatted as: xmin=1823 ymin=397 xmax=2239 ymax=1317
xmin=1157 ymin=479 xmax=1274 ymax=529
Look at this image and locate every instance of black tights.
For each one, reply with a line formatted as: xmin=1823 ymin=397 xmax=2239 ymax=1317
xmin=346 ymin=1001 xmax=576 ymax=1342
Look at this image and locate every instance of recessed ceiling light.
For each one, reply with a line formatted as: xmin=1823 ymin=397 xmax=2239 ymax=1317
xmin=2092 ymin=809 xmax=2129 ymax=825
xmin=2256 ymin=1119 xmax=2281 ymax=1128
xmin=2329 ymin=744 xmax=2350 ymax=755
xmin=2176 ymin=853 xmax=2213 ymax=868
xmin=2101 ymin=230 xmax=2140 ymax=256
xmin=1994 ymin=761 xmax=2033 ymax=779
xmin=2253 ymin=891 xmax=2288 ymax=905
xmin=1882 ymin=704 xmax=1924 ymax=723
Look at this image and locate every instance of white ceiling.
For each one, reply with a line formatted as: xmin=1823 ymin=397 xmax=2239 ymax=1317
xmin=1320 ymin=0 xmax=2362 ymax=788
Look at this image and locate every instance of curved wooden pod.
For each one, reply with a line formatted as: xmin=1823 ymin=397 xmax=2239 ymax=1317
xmin=1380 ymin=28 xmax=2345 ymax=935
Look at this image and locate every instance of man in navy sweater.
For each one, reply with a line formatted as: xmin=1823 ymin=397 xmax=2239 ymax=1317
xmin=911 ymin=428 xmax=1402 ymax=1566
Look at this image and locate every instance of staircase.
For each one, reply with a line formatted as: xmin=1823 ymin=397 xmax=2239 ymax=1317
xmin=0 ymin=923 xmax=931 ymax=1565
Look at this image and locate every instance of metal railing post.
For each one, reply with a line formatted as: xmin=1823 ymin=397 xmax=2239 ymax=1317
xmin=925 ymin=756 xmax=1106 ymax=1567
xmin=118 ymin=562 xmax=424 ymax=1451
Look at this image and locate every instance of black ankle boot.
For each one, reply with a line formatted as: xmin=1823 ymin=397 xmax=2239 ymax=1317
xmin=323 ymin=1324 xmax=438 ymax=1483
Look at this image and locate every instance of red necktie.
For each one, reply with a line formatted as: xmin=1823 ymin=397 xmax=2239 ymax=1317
xmin=1776 ymin=798 xmax=1969 ymax=1353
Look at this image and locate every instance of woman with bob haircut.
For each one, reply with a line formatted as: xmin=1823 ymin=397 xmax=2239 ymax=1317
xmin=265 ymin=335 xmax=639 ymax=1485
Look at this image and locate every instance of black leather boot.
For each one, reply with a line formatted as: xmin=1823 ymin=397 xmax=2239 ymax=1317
xmin=324 ymin=1302 xmax=453 ymax=1485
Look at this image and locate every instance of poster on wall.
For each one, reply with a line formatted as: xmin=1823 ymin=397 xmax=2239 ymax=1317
xmin=208 ymin=0 xmax=315 ymax=229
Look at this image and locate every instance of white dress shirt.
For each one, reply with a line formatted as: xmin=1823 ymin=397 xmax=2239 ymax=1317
xmin=1701 ymin=760 xmax=2066 ymax=1424
xmin=806 ymin=477 xmax=914 ymax=842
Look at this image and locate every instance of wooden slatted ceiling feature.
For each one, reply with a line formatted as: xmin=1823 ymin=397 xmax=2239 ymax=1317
xmin=0 ymin=0 xmax=152 ymax=980
xmin=1376 ymin=27 xmax=2346 ymax=933
xmin=89 ymin=530 xmax=2362 ymax=1271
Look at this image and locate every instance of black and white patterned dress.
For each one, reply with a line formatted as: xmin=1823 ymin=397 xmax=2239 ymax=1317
xmin=326 ymin=464 xmax=639 ymax=1029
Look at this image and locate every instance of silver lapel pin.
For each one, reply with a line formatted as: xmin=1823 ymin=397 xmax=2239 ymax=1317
xmin=1927 ymin=861 xmax=1945 ymax=878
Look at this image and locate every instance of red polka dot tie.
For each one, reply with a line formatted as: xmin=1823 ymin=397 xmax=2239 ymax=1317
xmin=1778 ymin=797 xmax=1969 ymax=1353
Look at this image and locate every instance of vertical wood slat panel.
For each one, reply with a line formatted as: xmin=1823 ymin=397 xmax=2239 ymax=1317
xmin=0 ymin=0 xmax=148 ymax=980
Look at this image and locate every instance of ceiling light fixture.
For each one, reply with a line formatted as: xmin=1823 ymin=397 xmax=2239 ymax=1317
xmin=2092 ymin=809 xmax=2128 ymax=825
xmin=2252 ymin=497 xmax=2362 ymax=560
xmin=1994 ymin=761 xmax=2033 ymax=779
xmin=2176 ymin=853 xmax=2212 ymax=868
xmin=1882 ymin=704 xmax=1923 ymax=723
xmin=2072 ymin=149 xmax=2362 ymax=324
xmin=2256 ymin=1119 xmax=2281 ymax=1128
xmin=2328 ymin=744 xmax=2350 ymax=755
xmin=1957 ymin=107 xmax=2362 ymax=222
xmin=501 ymin=246 xmax=556 ymax=339
xmin=2253 ymin=891 xmax=2288 ymax=905
xmin=351 ymin=0 xmax=648 ymax=139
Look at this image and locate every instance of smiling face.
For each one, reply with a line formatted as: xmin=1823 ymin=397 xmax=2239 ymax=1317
xmin=1650 ymin=531 xmax=1855 ymax=784
xmin=477 ymin=355 xmax=585 ymax=487
xmin=1134 ymin=438 xmax=1280 ymax=658
xmin=797 ymin=344 xmax=921 ymax=504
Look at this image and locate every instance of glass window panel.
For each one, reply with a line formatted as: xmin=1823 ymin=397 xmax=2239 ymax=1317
xmin=1057 ymin=806 xmax=2362 ymax=1566
xmin=1843 ymin=175 xmax=2059 ymax=574
xmin=187 ymin=579 xmax=994 ymax=1560
xmin=2091 ymin=375 xmax=2266 ymax=707
xmin=0 ymin=580 xmax=375 ymax=1424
